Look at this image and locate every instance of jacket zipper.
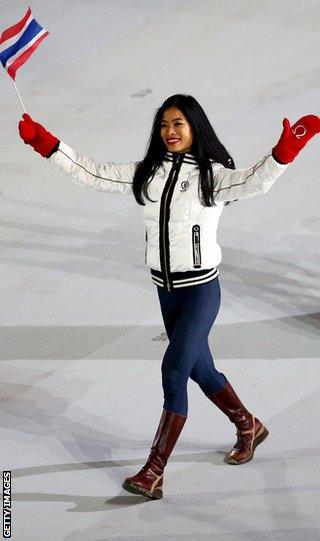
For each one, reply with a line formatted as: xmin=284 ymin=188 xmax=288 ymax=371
xmin=144 ymin=229 xmax=148 ymax=264
xmin=160 ymin=154 xmax=184 ymax=291
xmin=162 ymin=166 xmax=178 ymax=291
xmin=192 ymin=224 xmax=201 ymax=268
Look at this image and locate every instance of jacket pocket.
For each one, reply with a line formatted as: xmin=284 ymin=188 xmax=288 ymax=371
xmin=192 ymin=225 xmax=201 ymax=268
xmin=144 ymin=229 xmax=148 ymax=264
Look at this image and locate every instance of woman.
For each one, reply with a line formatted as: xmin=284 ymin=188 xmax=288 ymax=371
xmin=18 ymin=94 xmax=320 ymax=500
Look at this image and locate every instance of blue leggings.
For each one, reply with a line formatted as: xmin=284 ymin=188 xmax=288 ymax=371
xmin=157 ymin=277 xmax=227 ymax=416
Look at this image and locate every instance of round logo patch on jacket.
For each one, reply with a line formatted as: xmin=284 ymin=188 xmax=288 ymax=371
xmin=180 ymin=180 xmax=189 ymax=191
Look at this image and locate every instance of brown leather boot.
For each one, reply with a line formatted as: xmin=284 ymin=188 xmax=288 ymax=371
xmin=207 ymin=380 xmax=269 ymax=465
xmin=122 ymin=409 xmax=187 ymax=499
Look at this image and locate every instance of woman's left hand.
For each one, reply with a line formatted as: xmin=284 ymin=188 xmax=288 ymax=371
xmin=272 ymin=115 xmax=320 ymax=164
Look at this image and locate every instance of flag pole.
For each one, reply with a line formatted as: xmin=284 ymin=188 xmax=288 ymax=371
xmin=11 ymin=78 xmax=27 ymax=113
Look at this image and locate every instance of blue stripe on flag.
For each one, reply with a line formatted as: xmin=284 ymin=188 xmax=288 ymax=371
xmin=0 ymin=19 xmax=43 ymax=68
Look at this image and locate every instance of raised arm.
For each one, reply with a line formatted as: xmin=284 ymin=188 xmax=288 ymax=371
xmin=49 ymin=141 xmax=136 ymax=194
xmin=211 ymin=115 xmax=320 ymax=203
xmin=211 ymin=153 xmax=289 ymax=202
xmin=18 ymin=114 xmax=137 ymax=194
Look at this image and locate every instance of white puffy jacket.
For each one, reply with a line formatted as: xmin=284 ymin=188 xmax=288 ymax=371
xmin=49 ymin=141 xmax=289 ymax=291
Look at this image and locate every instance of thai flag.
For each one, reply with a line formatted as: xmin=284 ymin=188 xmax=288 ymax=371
xmin=0 ymin=6 xmax=49 ymax=81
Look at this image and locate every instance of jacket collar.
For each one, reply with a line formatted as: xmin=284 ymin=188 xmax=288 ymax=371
xmin=164 ymin=150 xmax=198 ymax=165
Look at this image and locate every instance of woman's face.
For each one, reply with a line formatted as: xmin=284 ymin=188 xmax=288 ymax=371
xmin=160 ymin=107 xmax=193 ymax=153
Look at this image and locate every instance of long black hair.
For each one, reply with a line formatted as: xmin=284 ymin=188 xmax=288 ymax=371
xmin=132 ymin=93 xmax=236 ymax=207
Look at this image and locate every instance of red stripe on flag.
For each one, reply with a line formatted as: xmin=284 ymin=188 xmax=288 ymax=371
xmin=7 ymin=31 xmax=49 ymax=80
xmin=0 ymin=6 xmax=32 ymax=45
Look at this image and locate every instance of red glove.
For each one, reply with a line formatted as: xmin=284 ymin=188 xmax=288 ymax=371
xmin=272 ymin=115 xmax=320 ymax=164
xmin=18 ymin=113 xmax=60 ymax=158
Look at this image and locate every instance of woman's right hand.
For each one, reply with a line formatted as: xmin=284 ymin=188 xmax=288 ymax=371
xmin=18 ymin=113 xmax=60 ymax=158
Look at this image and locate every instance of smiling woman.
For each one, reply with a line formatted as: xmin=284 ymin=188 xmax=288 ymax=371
xmin=17 ymin=93 xmax=320 ymax=500
xmin=160 ymin=107 xmax=193 ymax=153
xmin=132 ymin=93 xmax=237 ymax=208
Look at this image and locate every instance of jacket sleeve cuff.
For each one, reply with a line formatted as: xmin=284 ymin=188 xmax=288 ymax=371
xmin=46 ymin=140 xmax=61 ymax=158
xmin=271 ymin=148 xmax=289 ymax=165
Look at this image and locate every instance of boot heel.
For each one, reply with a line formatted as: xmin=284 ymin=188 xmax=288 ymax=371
xmin=122 ymin=480 xmax=163 ymax=499
xmin=253 ymin=426 xmax=269 ymax=451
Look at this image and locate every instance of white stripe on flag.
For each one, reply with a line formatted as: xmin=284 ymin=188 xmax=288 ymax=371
xmin=0 ymin=13 xmax=34 ymax=53
xmin=5 ymin=28 xmax=48 ymax=70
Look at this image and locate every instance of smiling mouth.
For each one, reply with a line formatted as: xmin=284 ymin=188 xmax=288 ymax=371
xmin=167 ymin=139 xmax=181 ymax=144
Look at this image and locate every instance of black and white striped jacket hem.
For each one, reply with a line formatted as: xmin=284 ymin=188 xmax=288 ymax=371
xmin=150 ymin=267 xmax=219 ymax=289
